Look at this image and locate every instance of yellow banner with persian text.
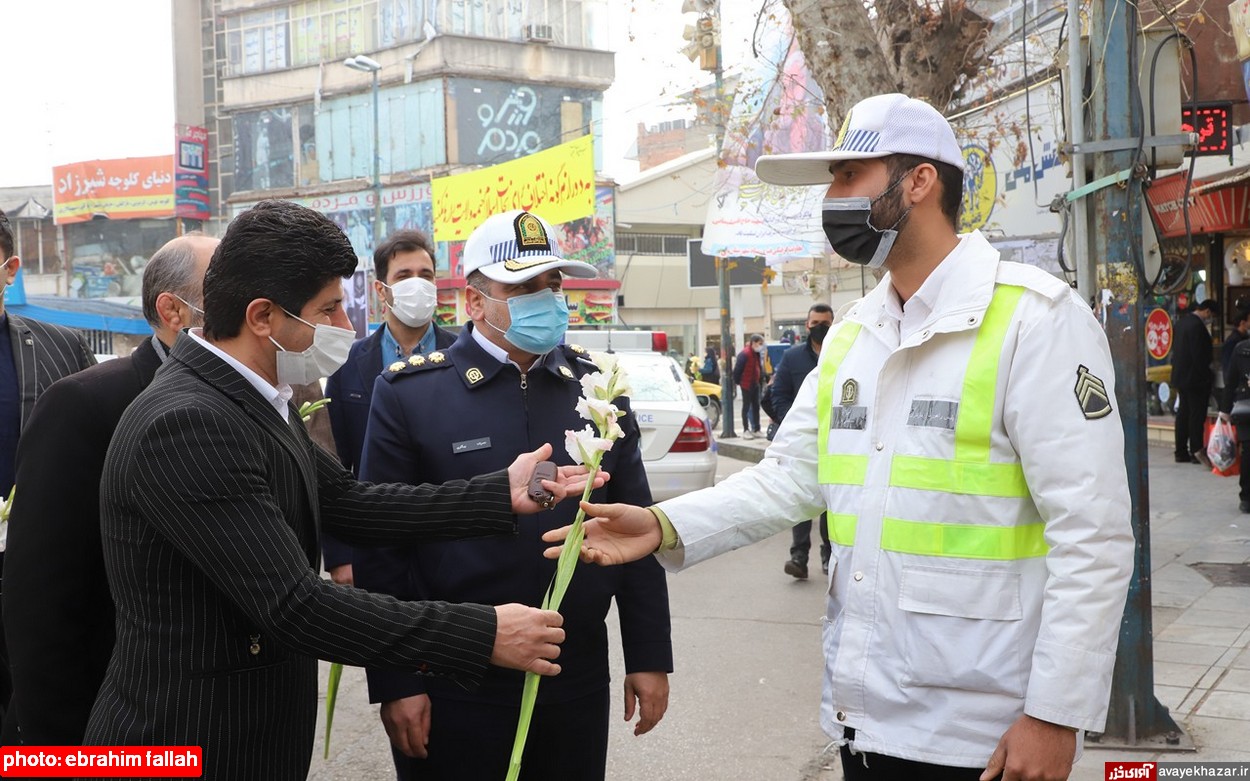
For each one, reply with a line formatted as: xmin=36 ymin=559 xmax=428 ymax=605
xmin=431 ymin=135 xmax=595 ymax=241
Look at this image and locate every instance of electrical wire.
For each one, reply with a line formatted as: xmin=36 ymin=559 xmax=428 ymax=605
xmin=1142 ymin=24 xmax=1199 ymax=297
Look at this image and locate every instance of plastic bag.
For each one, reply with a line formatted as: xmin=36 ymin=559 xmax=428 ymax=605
xmin=1208 ymin=417 xmax=1237 ymax=473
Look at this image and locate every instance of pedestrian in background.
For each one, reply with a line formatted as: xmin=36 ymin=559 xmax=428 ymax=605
xmin=1220 ymin=336 xmax=1250 ymax=512
xmin=699 ymin=345 xmax=720 ymax=384
xmin=734 ymin=333 xmax=765 ymax=438
xmin=1221 ymin=308 xmax=1250 ymax=375
xmin=772 ymin=303 xmax=834 ymax=580
xmin=1172 ymin=299 xmax=1216 ymax=467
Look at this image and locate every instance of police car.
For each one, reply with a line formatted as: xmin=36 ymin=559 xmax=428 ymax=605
xmin=611 ymin=351 xmax=717 ymax=502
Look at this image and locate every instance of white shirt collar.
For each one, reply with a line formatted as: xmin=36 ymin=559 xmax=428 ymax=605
xmin=188 ymin=329 xmax=292 ymax=422
xmin=883 ymin=234 xmax=969 ymax=343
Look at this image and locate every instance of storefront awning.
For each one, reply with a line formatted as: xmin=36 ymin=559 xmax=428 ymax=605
xmin=1145 ymin=165 xmax=1250 ymax=239
xmin=7 ymin=295 xmax=151 ymax=335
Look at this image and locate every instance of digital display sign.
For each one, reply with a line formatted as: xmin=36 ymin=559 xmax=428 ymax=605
xmin=1182 ymin=102 xmax=1233 ymax=156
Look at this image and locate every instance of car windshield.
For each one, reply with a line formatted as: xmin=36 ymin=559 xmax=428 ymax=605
xmin=617 ymin=356 xmax=689 ymax=402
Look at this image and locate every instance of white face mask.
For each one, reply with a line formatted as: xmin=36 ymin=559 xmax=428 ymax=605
xmin=383 ymin=277 xmax=437 ymax=328
xmin=269 ymin=308 xmax=355 ymax=385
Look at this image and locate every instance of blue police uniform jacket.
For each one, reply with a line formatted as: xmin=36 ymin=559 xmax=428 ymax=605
xmin=356 ymin=325 xmax=674 ymax=705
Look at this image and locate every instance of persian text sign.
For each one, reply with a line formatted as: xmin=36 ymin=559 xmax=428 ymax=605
xmin=431 ymin=135 xmax=595 ymax=241
xmin=175 ymin=125 xmax=210 ymax=221
xmin=53 ymin=156 xmax=175 ymax=224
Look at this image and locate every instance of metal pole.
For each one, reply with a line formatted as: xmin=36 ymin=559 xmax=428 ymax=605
xmin=371 ymin=68 xmax=383 ymax=253
xmin=712 ymin=6 xmax=735 ymax=440
xmin=1067 ymin=0 xmax=1093 ymax=302
xmin=1086 ymin=0 xmax=1188 ymax=750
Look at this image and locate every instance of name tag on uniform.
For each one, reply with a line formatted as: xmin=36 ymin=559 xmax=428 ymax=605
xmin=452 ymin=437 xmax=491 ymax=454
xmin=907 ymin=399 xmax=959 ymax=430
xmin=831 ymin=406 xmax=867 ymax=430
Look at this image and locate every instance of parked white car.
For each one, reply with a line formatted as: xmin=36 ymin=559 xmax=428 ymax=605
xmin=614 ymin=351 xmax=717 ymax=502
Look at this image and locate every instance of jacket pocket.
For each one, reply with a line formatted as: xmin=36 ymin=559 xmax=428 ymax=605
xmin=897 ymin=564 xmax=1028 ymax=698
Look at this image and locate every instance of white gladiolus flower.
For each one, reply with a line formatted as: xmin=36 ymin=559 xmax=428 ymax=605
xmin=564 ymin=425 xmax=614 ymax=466
xmin=589 ymin=351 xmax=618 ymax=374
xmin=579 ymin=371 xmax=612 ymax=401
xmin=576 ymin=396 xmax=621 ymax=431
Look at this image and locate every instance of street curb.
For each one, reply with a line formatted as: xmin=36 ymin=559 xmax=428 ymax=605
xmin=716 ymin=440 xmax=766 ymax=463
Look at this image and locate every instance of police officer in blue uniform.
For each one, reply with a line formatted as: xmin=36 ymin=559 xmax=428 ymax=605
xmin=356 ymin=210 xmax=673 ymax=781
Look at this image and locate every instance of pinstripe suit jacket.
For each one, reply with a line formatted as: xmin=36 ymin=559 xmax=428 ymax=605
xmin=83 ymin=335 xmax=518 ymax=780
xmin=5 ymin=313 xmax=97 ymax=431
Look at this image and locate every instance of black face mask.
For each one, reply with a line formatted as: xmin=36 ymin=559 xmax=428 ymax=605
xmin=807 ymin=323 xmax=831 ymax=345
xmin=821 ymin=172 xmax=914 ymax=269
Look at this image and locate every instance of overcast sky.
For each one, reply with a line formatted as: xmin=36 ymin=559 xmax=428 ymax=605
xmin=0 ymin=0 xmax=756 ymax=189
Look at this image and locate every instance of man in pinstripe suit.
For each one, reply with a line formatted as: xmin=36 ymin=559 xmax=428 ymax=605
xmin=83 ymin=201 xmax=583 ymax=780
xmin=0 ymin=210 xmax=97 ymax=724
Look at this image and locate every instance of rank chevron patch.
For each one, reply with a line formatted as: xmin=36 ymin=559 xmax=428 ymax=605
xmin=1074 ymin=365 xmax=1113 ymax=420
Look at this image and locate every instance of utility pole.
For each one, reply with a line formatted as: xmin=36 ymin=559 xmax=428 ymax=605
xmin=710 ymin=3 xmax=735 ymax=439
xmin=1080 ymin=0 xmax=1189 ymax=750
xmin=684 ymin=0 xmax=734 ymax=438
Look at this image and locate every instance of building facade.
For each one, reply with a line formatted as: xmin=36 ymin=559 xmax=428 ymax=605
xmin=174 ymin=0 xmax=615 ymax=333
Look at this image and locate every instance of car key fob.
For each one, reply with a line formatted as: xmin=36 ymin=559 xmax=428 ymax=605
xmin=528 ymin=461 xmax=558 ymax=507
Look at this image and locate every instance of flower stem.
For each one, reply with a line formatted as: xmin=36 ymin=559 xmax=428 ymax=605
xmin=505 ymin=458 xmax=599 ymax=781
xmin=323 ymin=661 xmax=343 ymax=759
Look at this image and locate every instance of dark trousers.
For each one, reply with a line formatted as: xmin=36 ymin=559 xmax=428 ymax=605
xmin=391 ymin=687 xmax=610 ymax=781
xmin=1175 ymin=385 xmax=1210 ymax=458
xmin=741 ymin=385 xmax=761 ymax=432
xmin=790 ymin=512 xmax=830 ymax=566
xmin=840 ymin=745 xmax=996 ymax=781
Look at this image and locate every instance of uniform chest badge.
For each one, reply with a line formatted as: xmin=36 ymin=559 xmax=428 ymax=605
xmin=840 ymin=379 xmax=859 ymax=406
xmin=388 ymin=361 xmax=406 ymax=373
xmin=559 ymin=365 xmax=574 ymax=379
xmin=1074 ymin=365 xmax=1112 ymax=419
xmin=429 ymin=351 xmax=446 ymax=363
xmin=409 ymin=355 xmax=425 ymax=367
xmin=466 ymin=367 xmax=484 ymax=384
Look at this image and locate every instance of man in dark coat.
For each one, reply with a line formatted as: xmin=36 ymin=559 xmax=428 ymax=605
xmin=357 ymin=209 xmax=672 ymax=781
xmin=771 ymin=303 xmax=834 ymax=580
xmin=323 ymin=228 xmax=455 ymax=586
xmin=1220 ymin=338 xmax=1250 ymax=511
xmin=1 ymin=234 xmax=216 ymax=747
xmin=1172 ymin=299 xmax=1216 ymax=465
xmin=81 ymin=201 xmax=582 ymax=781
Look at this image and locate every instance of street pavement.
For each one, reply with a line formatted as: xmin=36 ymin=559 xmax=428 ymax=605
xmin=308 ymin=439 xmax=1250 ymax=780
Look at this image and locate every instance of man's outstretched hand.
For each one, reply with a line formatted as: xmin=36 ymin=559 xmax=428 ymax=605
xmin=491 ymin=603 xmax=564 ymax=676
xmin=506 ymin=443 xmax=609 ymax=515
xmin=541 ymin=501 xmax=664 ymax=566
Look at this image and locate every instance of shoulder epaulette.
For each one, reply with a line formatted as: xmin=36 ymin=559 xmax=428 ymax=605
xmin=381 ymin=350 xmax=455 ymax=382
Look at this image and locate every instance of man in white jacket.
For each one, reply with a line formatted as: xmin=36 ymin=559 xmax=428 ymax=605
xmin=545 ymin=93 xmax=1134 ymax=781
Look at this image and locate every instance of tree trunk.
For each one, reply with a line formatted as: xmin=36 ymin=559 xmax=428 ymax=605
xmin=784 ymin=0 xmax=992 ymax=119
xmin=782 ymin=0 xmax=896 ymax=121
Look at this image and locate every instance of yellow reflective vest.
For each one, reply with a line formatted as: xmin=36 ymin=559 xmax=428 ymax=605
xmin=657 ymin=231 xmax=1133 ymax=767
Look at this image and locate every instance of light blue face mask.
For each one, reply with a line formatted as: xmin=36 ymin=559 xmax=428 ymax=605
xmin=479 ymin=287 xmax=569 ymax=355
